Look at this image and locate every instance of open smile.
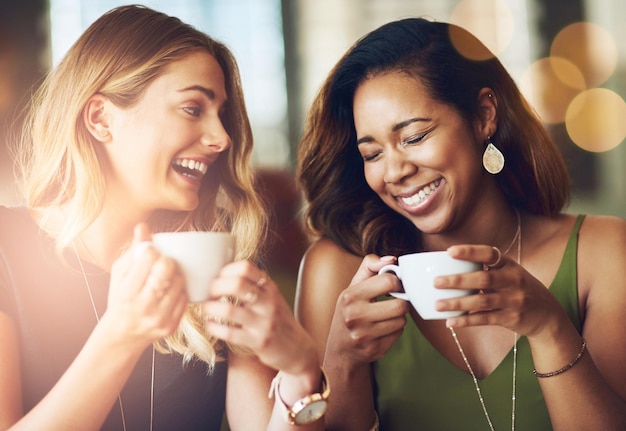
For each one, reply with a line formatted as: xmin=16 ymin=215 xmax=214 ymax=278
xmin=399 ymin=179 xmax=442 ymax=207
xmin=172 ymin=158 xmax=208 ymax=181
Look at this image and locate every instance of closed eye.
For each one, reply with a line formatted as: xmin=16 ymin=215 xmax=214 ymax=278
xmin=361 ymin=151 xmax=381 ymax=162
xmin=182 ymin=106 xmax=202 ymax=117
xmin=401 ymin=132 xmax=427 ymax=147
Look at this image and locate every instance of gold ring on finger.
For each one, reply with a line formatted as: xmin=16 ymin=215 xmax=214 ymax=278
xmin=242 ymin=289 xmax=259 ymax=305
xmin=256 ymin=271 xmax=268 ymax=288
xmin=484 ymin=246 xmax=502 ymax=270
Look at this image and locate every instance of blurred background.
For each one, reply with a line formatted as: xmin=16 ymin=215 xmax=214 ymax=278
xmin=0 ymin=1 xmax=624 ymax=429
xmin=1 ymin=0 xmax=625 ymax=308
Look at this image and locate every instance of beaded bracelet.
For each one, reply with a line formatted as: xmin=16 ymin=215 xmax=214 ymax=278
xmin=533 ymin=338 xmax=586 ymax=378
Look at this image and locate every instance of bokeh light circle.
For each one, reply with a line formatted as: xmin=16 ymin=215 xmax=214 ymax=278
xmin=520 ymin=57 xmax=586 ymax=124
xmin=449 ymin=0 xmax=514 ymax=59
xmin=551 ymin=22 xmax=618 ymax=88
xmin=565 ymin=88 xmax=626 ymax=152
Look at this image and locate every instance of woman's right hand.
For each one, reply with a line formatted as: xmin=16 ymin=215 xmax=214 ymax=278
xmin=103 ymin=224 xmax=188 ymax=345
xmin=325 ymin=254 xmax=408 ymax=364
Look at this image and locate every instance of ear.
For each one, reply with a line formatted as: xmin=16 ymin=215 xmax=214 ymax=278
xmin=474 ymin=87 xmax=498 ymax=142
xmin=83 ymin=94 xmax=111 ymax=142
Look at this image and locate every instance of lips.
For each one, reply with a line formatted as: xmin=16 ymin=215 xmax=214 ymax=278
xmin=172 ymin=158 xmax=208 ymax=181
xmin=399 ymin=179 xmax=442 ymax=207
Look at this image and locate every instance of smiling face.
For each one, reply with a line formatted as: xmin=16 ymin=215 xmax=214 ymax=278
xmin=96 ymin=50 xmax=231 ymax=216
xmin=354 ymin=71 xmax=491 ymax=234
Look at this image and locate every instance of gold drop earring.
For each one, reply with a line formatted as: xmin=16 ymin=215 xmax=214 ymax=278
xmin=482 ymin=136 xmax=504 ymax=174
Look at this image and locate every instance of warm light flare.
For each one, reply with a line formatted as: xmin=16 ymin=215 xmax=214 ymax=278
xmin=551 ymin=22 xmax=618 ymax=88
xmin=565 ymin=88 xmax=626 ymax=152
xmin=449 ymin=0 xmax=514 ymax=59
xmin=520 ymin=57 xmax=586 ymax=124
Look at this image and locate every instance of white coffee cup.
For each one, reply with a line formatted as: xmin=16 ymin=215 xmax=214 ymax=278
xmin=378 ymin=251 xmax=480 ymax=320
xmin=152 ymin=231 xmax=235 ymax=303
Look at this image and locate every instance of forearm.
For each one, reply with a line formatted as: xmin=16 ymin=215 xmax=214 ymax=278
xmin=530 ymin=322 xmax=626 ymax=430
xmin=10 ymin=318 xmax=148 ymax=430
xmin=322 ymin=352 xmax=376 ymax=431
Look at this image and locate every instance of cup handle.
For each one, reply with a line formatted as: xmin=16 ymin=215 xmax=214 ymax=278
xmin=378 ymin=264 xmax=408 ymax=300
xmin=378 ymin=264 xmax=400 ymax=277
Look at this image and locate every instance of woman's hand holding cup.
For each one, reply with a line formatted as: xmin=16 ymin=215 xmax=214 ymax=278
xmin=326 ymin=254 xmax=409 ymax=364
xmin=103 ymin=224 xmax=188 ymax=346
xmin=378 ymin=251 xmax=481 ymax=320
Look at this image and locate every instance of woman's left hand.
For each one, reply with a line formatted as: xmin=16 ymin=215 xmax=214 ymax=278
xmin=435 ymin=244 xmax=568 ymax=338
xmin=201 ymin=261 xmax=318 ymax=375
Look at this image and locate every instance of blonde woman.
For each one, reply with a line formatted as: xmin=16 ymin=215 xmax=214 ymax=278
xmin=0 ymin=5 xmax=326 ymax=430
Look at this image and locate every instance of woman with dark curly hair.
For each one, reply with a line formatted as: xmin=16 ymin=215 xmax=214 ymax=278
xmin=296 ymin=17 xmax=625 ymax=430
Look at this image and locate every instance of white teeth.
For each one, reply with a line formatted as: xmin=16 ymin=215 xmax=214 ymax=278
xmin=174 ymin=159 xmax=208 ymax=175
xmin=400 ymin=180 xmax=441 ymax=206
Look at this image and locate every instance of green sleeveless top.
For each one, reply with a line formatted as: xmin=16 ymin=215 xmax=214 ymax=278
xmin=374 ymin=215 xmax=584 ymax=430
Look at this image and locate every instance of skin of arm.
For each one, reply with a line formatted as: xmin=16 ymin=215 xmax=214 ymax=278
xmin=0 ymin=229 xmax=188 ymax=430
xmin=531 ymin=215 xmax=626 ymax=430
xmin=0 ymin=314 xmax=23 ymax=429
xmin=439 ymin=215 xmax=626 ymax=430
xmin=225 ymin=351 xmax=326 ymax=431
xmin=296 ymin=238 xmax=408 ymax=431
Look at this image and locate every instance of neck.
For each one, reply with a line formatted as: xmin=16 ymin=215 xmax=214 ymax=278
xmin=32 ymin=200 xmax=153 ymax=270
xmin=422 ymin=206 xmax=521 ymax=253
xmin=70 ymin=203 xmax=149 ymax=271
xmin=77 ymin=205 xmax=152 ymax=270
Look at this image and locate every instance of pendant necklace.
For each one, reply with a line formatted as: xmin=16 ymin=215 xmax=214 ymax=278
xmin=72 ymin=242 xmax=155 ymax=431
xmin=449 ymin=209 xmax=521 ymax=431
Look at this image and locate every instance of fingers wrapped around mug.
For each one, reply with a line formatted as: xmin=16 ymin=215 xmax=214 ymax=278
xmin=202 ymin=261 xmax=272 ymax=334
xmin=213 ymin=267 xmax=266 ymax=309
xmin=204 ymin=261 xmax=323 ymax=375
xmin=106 ymin=241 xmax=188 ymax=341
xmin=222 ymin=269 xmax=265 ymax=306
xmin=143 ymin=255 xmax=188 ymax=303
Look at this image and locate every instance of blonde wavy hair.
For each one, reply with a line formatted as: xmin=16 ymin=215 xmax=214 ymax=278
xmin=13 ymin=5 xmax=267 ymax=369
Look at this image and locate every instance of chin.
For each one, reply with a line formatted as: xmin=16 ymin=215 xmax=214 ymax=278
xmin=163 ymin=197 xmax=199 ymax=213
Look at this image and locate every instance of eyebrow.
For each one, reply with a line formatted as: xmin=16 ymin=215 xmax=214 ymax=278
xmin=356 ymin=117 xmax=430 ymax=145
xmin=178 ymin=85 xmax=218 ymax=101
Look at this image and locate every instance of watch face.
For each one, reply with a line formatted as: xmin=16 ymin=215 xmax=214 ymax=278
xmin=295 ymin=400 xmax=328 ymax=425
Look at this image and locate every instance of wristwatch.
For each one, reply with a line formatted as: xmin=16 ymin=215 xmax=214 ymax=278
xmin=269 ymin=367 xmax=330 ymax=425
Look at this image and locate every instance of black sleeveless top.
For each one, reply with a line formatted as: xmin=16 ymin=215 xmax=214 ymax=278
xmin=0 ymin=206 xmax=227 ymax=430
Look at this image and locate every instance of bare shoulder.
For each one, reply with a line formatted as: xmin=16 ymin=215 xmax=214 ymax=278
xmin=577 ymin=214 xmax=626 ymax=314
xmin=577 ymin=214 xmax=626 ymax=277
xmin=573 ymin=215 xmax=626 ymax=396
xmin=300 ymin=237 xmax=362 ymax=278
xmin=527 ymin=213 xmax=625 ymax=253
xmin=578 ymin=214 xmax=626 ymax=248
xmin=296 ymin=238 xmax=362 ymax=336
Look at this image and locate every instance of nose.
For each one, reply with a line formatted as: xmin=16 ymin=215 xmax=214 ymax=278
xmin=383 ymin=146 xmax=416 ymax=184
xmin=201 ymin=116 xmax=232 ymax=152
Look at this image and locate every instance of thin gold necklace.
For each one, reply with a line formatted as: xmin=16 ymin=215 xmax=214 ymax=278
xmin=72 ymin=242 xmax=155 ymax=431
xmin=449 ymin=209 xmax=521 ymax=431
